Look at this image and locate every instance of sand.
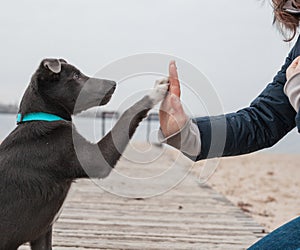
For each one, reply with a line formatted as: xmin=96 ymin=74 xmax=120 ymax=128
xmin=196 ymin=153 xmax=300 ymax=232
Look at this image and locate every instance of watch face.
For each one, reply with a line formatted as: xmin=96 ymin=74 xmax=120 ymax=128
xmin=283 ymin=0 xmax=300 ymax=14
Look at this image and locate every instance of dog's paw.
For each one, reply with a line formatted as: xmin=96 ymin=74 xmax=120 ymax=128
xmin=148 ymin=78 xmax=169 ymax=105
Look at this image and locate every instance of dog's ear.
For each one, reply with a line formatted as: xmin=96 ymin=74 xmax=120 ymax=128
xmin=43 ymin=59 xmax=62 ymax=74
xmin=59 ymin=58 xmax=68 ymax=64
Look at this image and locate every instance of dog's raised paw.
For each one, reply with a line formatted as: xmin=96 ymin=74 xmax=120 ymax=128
xmin=148 ymin=78 xmax=169 ymax=105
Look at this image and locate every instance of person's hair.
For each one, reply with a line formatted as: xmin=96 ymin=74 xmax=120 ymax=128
xmin=272 ymin=0 xmax=300 ymax=41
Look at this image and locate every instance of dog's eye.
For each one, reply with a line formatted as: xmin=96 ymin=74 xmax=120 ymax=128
xmin=73 ymin=73 xmax=80 ymax=80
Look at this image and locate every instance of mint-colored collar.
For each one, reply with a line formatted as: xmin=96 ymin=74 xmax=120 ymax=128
xmin=17 ymin=112 xmax=65 ymax=124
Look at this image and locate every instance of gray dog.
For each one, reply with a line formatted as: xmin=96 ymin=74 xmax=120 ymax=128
xmin=0 ymin=58 xmax=169 ymax=250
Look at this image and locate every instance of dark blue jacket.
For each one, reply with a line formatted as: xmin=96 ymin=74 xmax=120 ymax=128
xmin=194 ymin=35 xmax=300 ymax=161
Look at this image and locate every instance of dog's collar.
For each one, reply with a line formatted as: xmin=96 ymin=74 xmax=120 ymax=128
xmin=17 ymin=112 xmax=65 ymax=124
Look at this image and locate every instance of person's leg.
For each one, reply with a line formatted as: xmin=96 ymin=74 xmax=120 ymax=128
xmin=248 ymin=216 xmax=300 ymax=250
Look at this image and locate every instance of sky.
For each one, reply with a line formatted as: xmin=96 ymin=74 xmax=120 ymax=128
xmin=0 ymin=0 xmax=293 ymax=110
xmin=1 ymin=0 xmax=299 ymax=153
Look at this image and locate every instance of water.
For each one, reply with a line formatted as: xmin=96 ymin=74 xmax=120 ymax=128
xmin=73 ymin=115 xmax=161 ymax=144
xmin=0 ymin=113 xmax=299 ymax=154
xmin=0 ymin=114 xmax=17 ymax=140
xmin=0 ymin=113 xmax=161 ymax=144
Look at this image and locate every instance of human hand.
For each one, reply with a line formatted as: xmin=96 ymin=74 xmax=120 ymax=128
xmin=159 ymin=61 xmax=188 ymax=137
xmin=287 ymin=56 xmax=300 ymax=81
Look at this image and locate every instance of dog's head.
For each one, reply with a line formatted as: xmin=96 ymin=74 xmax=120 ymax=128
xmin=20 ymin=58 xmax=116 ymax=118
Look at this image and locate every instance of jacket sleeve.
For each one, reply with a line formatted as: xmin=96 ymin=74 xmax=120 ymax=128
xmin=287 ymin=73 xmax=300 ymax=131
xmin=296 ymin=107 xmax=300 ymax=132
xmin=194 ymin=38 xmax=300 ymax=161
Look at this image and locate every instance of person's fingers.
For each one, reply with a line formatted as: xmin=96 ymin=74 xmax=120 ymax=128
xmin=290 ymin=56 xmax=300 ymax=69
xmin=169 ymin=61 xmax=181 ymax=98
xmin=295 ymin=57 xmax=300 ymax=70
xmin=287 ymin=57 xmax=300 ymax=81
xmin=295 ymin=56 xmax=300 ymax=63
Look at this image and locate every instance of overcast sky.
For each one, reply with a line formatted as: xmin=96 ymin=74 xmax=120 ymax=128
xmin=0 ymin=0 xmax=293 ymax=110
xmin=1 ymin=0 xmax=300 ymax=153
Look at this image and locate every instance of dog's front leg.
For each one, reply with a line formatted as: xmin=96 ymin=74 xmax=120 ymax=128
xmin=30 ymin=228 xmax=52 ymax=250
xmin=73 ymin=79 xmax=169 ymax=178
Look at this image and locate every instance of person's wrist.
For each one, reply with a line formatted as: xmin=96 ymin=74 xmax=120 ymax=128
xmin=161 ymin=126 xmax=176 ymax=138
xmin=162 ymin=114 xmax=188 ymax=138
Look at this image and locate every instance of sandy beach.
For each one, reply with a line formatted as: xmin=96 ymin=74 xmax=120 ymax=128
xmin=121 ymin=143 xmax=300 ymax=233
xmin=119 ymin=143 xmax=300 ymax=232
xmin=200 ymin=153 xmax=300 ymax=232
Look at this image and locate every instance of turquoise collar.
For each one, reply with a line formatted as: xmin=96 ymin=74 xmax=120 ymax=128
xmin=17 ymin=112 xmax=65 ymax=124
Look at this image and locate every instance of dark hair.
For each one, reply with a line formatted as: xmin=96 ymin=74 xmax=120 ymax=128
xmin=272 ymin=0 xmax=300 ymax=41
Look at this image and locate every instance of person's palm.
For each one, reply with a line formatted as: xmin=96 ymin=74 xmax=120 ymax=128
xmin=159 ymin=61 xmax=188 ymax=137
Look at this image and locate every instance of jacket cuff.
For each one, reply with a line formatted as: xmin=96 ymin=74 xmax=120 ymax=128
xmin=158 ymin=119 xmax=201 ymax=158
xmin=284 ymin=72 xmax=300 ymax=112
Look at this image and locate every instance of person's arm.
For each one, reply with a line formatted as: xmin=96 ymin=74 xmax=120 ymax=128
xmin=195 ymin=46 xmax=298 ymax=160
xmin=160 ymin=37 xmax=300 ymax=161
xmin=159 ymin=61 xmax=201 ymax=160
xmin=284 ymin=72 xmax=300 ymax=132
xmin=284 ymin=55 xmax=300 ymax=133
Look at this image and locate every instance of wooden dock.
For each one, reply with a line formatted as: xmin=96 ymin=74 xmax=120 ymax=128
xmin=21 ymin=144 xmax=265 ymax=249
